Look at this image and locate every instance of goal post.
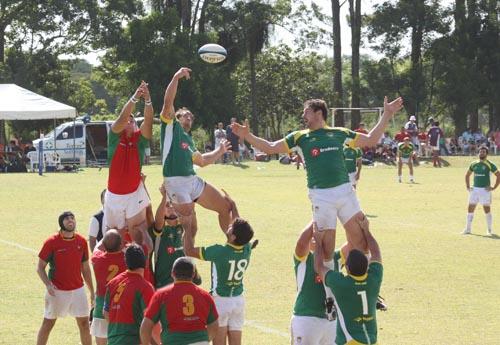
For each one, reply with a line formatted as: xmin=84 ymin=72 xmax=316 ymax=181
xmin=331 ymin=107 xmax=395 ymax=129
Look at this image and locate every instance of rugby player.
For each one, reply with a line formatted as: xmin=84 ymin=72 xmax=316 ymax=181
xmin=397 ymin=137 xmax=416 ymax=183
xmin=343 ymin=141 xmax=362 ymax=188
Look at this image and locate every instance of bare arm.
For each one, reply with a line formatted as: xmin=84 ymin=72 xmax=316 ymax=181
xmin=36 ymin=258 xmax=56 ymax=296
xmin=312 ymin=225 xmax=329 ymax=282
xmin=360 ymin=224 xmax=382 ymax=263
xmin=230 ymin=122 xmax=289 ymax=154
xmin=355 ymin=97 xmax=404 ymax=148
xmin=192 ymin=139 xmax=230 ymax=167
xmin=154 ymin=186 xmax=168 ymax=231
xmin=89 ymin=236 xmax=97 ymax=253
xmin=465 ymin=170 xmax=472 ymax=190
xmin=491 ymin=171 xmax=500 ymax=191
xmin=160 ymin=68 xmax=191 ymax=120
xmin=183 ymin=224 xmax=201 ymax=259
xmin=207 ymin=319 xmax=219 ymax=341
xmin=295 ymin=221 xmax=313 ymax=260
xmin=140 ymin=82 xmax=154 ymax=139
xmin=355 ymin=158 xmax=362 ymax=179
xmin=140 ymin=317 xmax=155 ymax=345
xmin=82 ymin=260 xmax=95 ymax=306
xmin=112 ymin=83 xmax=144 ymax=133
xmin=221 ymin=189 xmax=239 ymax=219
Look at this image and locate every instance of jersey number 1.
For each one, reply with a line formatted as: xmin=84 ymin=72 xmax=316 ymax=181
xmin=357 ymin=290 xmax=368 ymax=315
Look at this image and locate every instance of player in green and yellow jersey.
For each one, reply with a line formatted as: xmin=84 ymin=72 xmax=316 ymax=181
xmin=343 ymin=141 xmax=362 ymax=189
xmin=292 ymin=221 xmax=342 ymax=345
xmin=397 ymin=137 xmax=416 ymax=183
xmin=184 ymin=191 xmax=256 ymax=345
xmin=313 ymin=219 xmax=383 ymax=345
xmin=231 ymin=96 xmax=402 ymax=269
xmin=159 ymin=67 xmax=232 ymax=240
xmin=463 ymin=146 xmax=500 ymax=235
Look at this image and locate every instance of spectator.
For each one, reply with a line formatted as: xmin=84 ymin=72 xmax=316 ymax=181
xmin=354 ymin=123 xmax=368 ymax=134
xmin=418 ymin=127 xmax=429 ymax=157
xmin=0 ymin=156 xmax=6 ymax=172
xmin=140 ymin=257 xmax=219 ymax=345
xmin=23 ymin=141 xmax=36 ymax=155
xmin=405 ymin=115 xmax=419 ymax=149
xmin=494 ymin=128 xmax=500 ymax=154
xmin=394 ymin=127 xmax=409 ymax=143
xmin=88 ymin=189 xmax=106 ymax=252
xmin=214 ymin=122 xmax=227 ymax=163
xmin=36 ymin=211 xmax=94 ymax=345
xmin=226 ymin=117 xmax=241 ymax=164
xmin=104 ymin=244 xmax=154 ymax=345
xmin=428 ymin=121 xmax=444 ymax=167
xmin=90 ymin=230 xmax=126 ymax=345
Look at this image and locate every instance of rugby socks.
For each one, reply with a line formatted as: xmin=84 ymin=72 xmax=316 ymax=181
xmin=398 ymin=175 xmax=402 ymax=183
xmin=323 ymin=259 xmax=335 ymax=299
xmin=410 ymin=175 xmax=414 ymax=182
xmin=465 ymin=213 xmax=474 ymax=232
xmin=486 ymin=213 xmax=492 ymax=233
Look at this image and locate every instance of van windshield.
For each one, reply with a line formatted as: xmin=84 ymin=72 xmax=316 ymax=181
xmin=44 ymin=124 xmax=67 ymax=139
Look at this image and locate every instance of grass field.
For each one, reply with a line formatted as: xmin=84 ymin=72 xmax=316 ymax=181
xmin=1 ymin=157 xmax=499 ymax=345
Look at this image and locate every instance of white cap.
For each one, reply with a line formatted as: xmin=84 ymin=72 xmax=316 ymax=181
xmin=409 ymin=115 xmax=416 ymax=121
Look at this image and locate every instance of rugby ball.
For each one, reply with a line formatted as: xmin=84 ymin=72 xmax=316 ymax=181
xmin=198 ymin=44 xmax=227 ymax=64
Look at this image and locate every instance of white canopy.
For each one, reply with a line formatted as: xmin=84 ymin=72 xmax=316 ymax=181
xmin=0 ymin=84 xmax=76 ymax=120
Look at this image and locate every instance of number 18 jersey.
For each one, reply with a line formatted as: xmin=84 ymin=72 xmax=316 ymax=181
xmin=200 ymin=243 xmax=252 ymax=297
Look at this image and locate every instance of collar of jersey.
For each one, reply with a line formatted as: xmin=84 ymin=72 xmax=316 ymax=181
xmin=126 ymin=270 xmax=143 ymax=276
xmin=226 ymin=242 xmax=244 ymax=250
xmin=349 ymin=272 xmax=367 ymax=281
xmin=59 ymin=232 xmax=76 ymax=241
xmin=174 ymin=280 xmax=193 ymax=285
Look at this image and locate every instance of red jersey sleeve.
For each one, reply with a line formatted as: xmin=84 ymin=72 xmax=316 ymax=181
xmin=144 ymin=291 xmax=162 ymax=322
xmin=38 ymin=237 xmax=54 ymax=262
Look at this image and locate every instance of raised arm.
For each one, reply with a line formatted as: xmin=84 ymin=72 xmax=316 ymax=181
xmin=355 ymin=97 xmax=403 ymax=148
xmin=160 ymin=67 xmax=191 ymax=120
xmin=359 ymin=217 xmax=381 ymax=263
xmin=112 ymin=82 xmax=145 ymax=133
xmin=230 ymin=122 xmax=289 ymax=154
xmin=192 ymin=139 xmax=231 ymax=167
xmin=154 ymin=185 xmax=168 ymax=231
xmin=295 ymin=221 xmax=313 ymax=259
xmin=221 ymin=189 xmax=239 ymax=219
xmin=140 ymin=82 xmax=154 ymax=139
xmin=312 ymin=223 xmax=329 ymax=282
xmin=182 ymin=220 xmax=201 ymax=259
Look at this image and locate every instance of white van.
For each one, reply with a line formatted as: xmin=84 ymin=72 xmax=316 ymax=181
xmin=32 ymin=120 xmax=113 ymax=166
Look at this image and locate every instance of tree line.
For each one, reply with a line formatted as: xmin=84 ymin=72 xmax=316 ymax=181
xmin=0 ymin=0 xmax=498 ymax=144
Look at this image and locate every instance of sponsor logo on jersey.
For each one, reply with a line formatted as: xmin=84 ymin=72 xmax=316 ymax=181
xmin=311 ymin=147 xmax=320 ymax=157
xmin=181 ymin=142 xmax=189 ymax=150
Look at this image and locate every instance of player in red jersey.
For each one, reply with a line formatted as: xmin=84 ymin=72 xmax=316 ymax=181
xmin=90 ymin=230 xmax=126 ymax=345
xmin=141 ymin=257 xmax=219 ymax=345
xmin=36 ymin=211 xmax=94 ymax=345
xmin=104 ymin=244 xmax=155 ymax=345
xmin=103 ymin=81 xmax=153 ymax=243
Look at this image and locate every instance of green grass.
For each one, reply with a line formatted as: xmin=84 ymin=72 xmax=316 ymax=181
xmin=1 ymin=157 xmax=500 ymax=344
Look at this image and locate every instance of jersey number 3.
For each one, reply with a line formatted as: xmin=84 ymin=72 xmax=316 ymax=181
xmin=228 ymin=259 xmax=248 ymax=281
xmin=182 ymin=294 xmax=195 ymax=316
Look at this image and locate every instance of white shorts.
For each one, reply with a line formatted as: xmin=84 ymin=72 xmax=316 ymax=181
xmin=348 ymin=172 xmax=357 ymax=186
xmin=431 ymin=145 xmax=439 ymax=151
xmin=189 ymin=342 xmax=209 ymax=345
xmin=214 ymin=295 xmax=245 ymax=330
xmin=291 ymin=315 xmax=336 ymax=345
xmin=90 ymin=317 xmax=108 ymax=338
xmin=469 ymin=187 xmax=492 ymax=206
xmin=308 ymin=183 xmax=361 ymax=231
xmin=103 ymin=183 xmax=150 ymax=231
xmin=44 ymin=286 xmax=89 ymax=319
xmin=164 ymin=176 xmax=205 ymax=205
xmin=400 ymin=157 xmax=410 ymax=164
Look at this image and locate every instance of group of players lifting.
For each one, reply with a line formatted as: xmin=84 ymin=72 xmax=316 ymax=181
xmin=38 ymin=65 xmax=499 ymax=345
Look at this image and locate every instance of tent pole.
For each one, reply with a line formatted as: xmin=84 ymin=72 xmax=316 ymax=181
xmin=53 ymin=118 xmax=57 ymax=170
xmin=73 ymin=117 xmax=76 ymax=165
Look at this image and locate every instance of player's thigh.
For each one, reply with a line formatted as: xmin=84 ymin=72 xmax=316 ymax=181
xmin=196 ymin=182 xmax=230 ymax=213
xmin=68 ymin=286 xmax=89 ymax=318
xmin=227 ymin=296 xmax=245 ymax=331
xmin=308 ymin=189 xmax=339 ymax=231
xmin=318 ymin=318 xmax=337 ymax=345
xmin=104 ymin=193 xmax=127 ymax=230
xmin=468 ymin=189 xmax=481 ymax=205
xmin=214 ymin=296 xmax=231 ymax=327
xmin=478 ymin=189 xmax=492 ymax=206
xmin=342 ymin=213 xmax=367 ymax=251
xmin=164 ymin=176 xmax=201 ymax=205
xmin=90 ymin=318 xmax=108 ymax=338
xmin=125 ymin=183 xmax=150 ymax=220
xmin=291 ymin=316 xmax=323 ymax=345
xmin=44 ymin=289 xmax=72 ymax=319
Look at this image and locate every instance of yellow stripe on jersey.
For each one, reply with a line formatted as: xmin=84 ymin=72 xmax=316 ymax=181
xmin=160 ymin=113 xmax=174 ymax=124
xmin=346 ymin=340 xmax=377 ymax=345
xmin=294 ymin=129 xmax=309 ymax=142
xmin=294 ymin=252 xmax=308 ymax=262
xmin=227 ymin=243 xmax=244 ymax=250
xmin=199 ymin=248 xmax=204 ymax=260
xmin=339 ymin=249 xmax=346 ymax=266
xmin=349 ymin=272 xmax=368 ymax=281
xmin=483 ymin=159 xmax=493 ymax=172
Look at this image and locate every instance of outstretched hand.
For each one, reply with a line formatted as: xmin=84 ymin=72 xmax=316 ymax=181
xmin=230 ymin=122 xmax=250 ymax=138
xmin=175 ymin=67 xmax=192 ymax=81
xmin=218 ymin=139 xmax=232 ymax=154
xmin=383 ymin=96 xmax=404 ymax=117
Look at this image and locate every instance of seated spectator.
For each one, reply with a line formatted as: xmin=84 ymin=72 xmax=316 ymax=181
xmin=252 ymin=146 xmax=269 ymax=162
xmin=394 ymin=127 xmax=409 ymax=143
xmin=449 ymin=138 xmax=458 ymax=155
xmin=239 ymin=142 xmax=251 ymax=160
xmin=0 ymin=156 xmax=6 ymax=173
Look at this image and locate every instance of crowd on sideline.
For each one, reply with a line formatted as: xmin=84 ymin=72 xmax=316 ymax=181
xmin=0 ymin=136 xmax=36 ymax=172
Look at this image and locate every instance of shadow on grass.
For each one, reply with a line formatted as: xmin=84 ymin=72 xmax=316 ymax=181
xmin=365 ymin=214 xmax=378 ymax=218
xmin=466 ymin=233 xmax=500 ymax=240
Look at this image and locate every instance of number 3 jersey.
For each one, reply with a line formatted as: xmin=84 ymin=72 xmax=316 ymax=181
xmin=200 ymin=243 xmax=252 ymax=297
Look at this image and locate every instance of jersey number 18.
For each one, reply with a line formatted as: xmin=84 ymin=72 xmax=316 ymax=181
xmin=228 ymin=259 xmax=248 ymax=281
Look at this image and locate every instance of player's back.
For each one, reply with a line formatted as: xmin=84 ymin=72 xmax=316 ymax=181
xmin=91 ymin=250 xmax=126 ymax=297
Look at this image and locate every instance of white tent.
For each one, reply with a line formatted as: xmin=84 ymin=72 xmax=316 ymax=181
xmin=0 ymin=84 xmax=76 ymax=120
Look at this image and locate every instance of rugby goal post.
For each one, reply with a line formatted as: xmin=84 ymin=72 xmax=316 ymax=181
xmin=330 ymin=107 xmax=394 ymax=129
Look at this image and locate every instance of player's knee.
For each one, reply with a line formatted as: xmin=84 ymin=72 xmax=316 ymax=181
xmin=76 ymin=318 xmax=90 ymax=330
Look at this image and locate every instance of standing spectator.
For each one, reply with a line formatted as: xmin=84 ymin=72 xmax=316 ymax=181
xmin=226 ymin=117 xmax=241 ymax=164
xmin=140 ymin=257 xmax=219 ymax=345
xmin=183 ymin=191 xmax=255 ymax=345
xmin=88 ymin=189 xmax=106 ymax=252
xmin=417 ymin=127 xmax=429 ymax=157
xmin=428 ymin=121 xmax=444 ymax=167
xmin=394 ymin=127 xmax=409 ymax=143
xmin=36 ymin=211 xmax=94 ymax=345
xmin=104 ymin=244 xmax=154 ymax=345
xmin=404 ymin=115 xmax=419 ymax=150
xmin=494 ymin=128 xmax=500 ymax=154
xmin=90 ymin=230 xmax=126 ymax=345
xmin=214 ymin=122 xmax=227 ymax=163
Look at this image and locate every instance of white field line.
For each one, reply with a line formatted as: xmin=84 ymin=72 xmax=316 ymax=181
xmin=0 ymin=238 xmax=290 ymax=339
xmin=0 ymin=238 xmax=37 ymax=254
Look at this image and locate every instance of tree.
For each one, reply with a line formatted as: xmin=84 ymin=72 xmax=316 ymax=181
xmin=332 ymin=0 xmax=344 ymax=126
xmin=349 ymin=0 xmax=361 ymax=129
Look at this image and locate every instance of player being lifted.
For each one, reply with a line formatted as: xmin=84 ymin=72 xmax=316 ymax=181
xmin=104 ymin=81 xmax=153 ymax=242
xmin=343 ymin=140 xmax=362 ymax=189
xmin=463 ymin=146 xmax=500 ymax=235
xmin=159 ymin=67 xmax=232 ymax=236
xmin=397 ymin=136 xmax=416 ymax=183
xmin=231 ymin=97 xmax=403 ymax=263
